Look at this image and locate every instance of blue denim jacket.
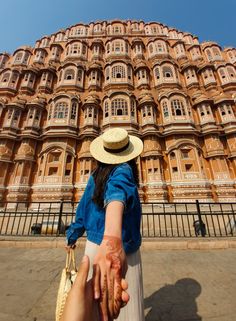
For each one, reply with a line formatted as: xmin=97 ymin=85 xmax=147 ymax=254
xmin=66 ymin=163 xmax=142 ymax=254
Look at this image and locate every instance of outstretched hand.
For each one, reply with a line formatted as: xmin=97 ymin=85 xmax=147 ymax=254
xmin=62 ymin=255 xmax=99 ymax=321
xmin=93 ymin=235 xmax=128 ymax=321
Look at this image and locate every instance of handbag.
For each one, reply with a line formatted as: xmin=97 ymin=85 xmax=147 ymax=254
xmin=55 ymin=248 xmax=78 ymax=321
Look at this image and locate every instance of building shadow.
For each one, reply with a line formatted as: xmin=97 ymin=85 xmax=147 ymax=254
xmin=144 ymin=278 xmax=202 ymax=321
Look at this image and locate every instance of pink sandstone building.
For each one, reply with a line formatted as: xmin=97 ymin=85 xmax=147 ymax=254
xmin=0 ymin=20 xmax=236 ymax=204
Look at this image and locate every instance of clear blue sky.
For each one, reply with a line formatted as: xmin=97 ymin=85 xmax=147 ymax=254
xmin=0 ymin=0 xmax=235 ymax=53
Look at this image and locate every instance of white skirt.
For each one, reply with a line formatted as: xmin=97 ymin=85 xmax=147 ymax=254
xmin=84 ymin=240 xmax=145 ymax=321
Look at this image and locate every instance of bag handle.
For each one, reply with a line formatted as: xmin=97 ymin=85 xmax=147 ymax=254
xmin=65 ymin=249 xmax=77 ymax=272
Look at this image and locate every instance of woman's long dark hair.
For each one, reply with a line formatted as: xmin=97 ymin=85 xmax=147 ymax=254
xmin=92 ymin=159 xmax=139 ymax=208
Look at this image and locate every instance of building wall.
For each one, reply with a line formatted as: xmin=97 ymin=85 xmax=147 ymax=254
xmin=0 ymin=20 xmax=236 ymax=203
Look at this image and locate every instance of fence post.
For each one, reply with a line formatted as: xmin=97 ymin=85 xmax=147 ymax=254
xmin=57 ymin=201 xmax=63 ymax=236
xmin=196 ymin=200 xmax=206 ymax=237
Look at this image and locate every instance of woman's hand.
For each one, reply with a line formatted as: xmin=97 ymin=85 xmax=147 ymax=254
xmin=65 ymin=243 xmax=76 ymax=253
xmin=93 ymin=235 xmax=128 ymax=321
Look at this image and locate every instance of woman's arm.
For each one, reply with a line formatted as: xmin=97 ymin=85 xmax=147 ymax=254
xmin=104 ymin=200 xmax=123 ymax=238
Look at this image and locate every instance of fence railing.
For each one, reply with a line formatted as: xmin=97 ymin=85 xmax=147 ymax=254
xmin=0 ymin=200 xmax=236 ymax=238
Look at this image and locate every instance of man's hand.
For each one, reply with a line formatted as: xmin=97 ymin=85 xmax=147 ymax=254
xmin=62 ymin=255 xmax=99 ymax=321
xmin=93 ymin=235 xmax=128 ymax=321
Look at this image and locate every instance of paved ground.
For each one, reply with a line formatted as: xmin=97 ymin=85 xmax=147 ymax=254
xmin=0 ymin=242 xmax=236 ymax=321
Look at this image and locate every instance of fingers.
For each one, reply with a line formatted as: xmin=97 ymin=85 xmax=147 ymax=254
xmin=73 ymin=255 xmax=89 ymax=288
xmin=121 ymin=278 xmax=128 ymax=291
xmin=99 ymin=273 xmax=109 ymax=321
xmin=121 ymin=290 xmax=130 ymax=305
xmin=93 ymin=264 xmax=100 ymax=299
xmin=64 ymin=244 xmax=76 ymax=252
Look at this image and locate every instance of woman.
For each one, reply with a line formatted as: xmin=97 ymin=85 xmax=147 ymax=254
xmin=66 ymin=127 xmax=145 ymax=321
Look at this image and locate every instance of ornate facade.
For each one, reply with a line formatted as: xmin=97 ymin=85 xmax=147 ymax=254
xmin=0 ymin=20 xmax=236 ymax=204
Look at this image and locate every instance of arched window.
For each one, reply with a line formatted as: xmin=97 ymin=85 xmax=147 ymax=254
xmin=105 ymin=67 xmax=110 ymax=80
xmin=162 ymin=101 xmax=169 ymax=117
xmin=64 ymin=69 xmax=75 ymax=80
xmin=154 ymin=67 xmax=160 ymax=79
xmin=77 ymin=69 xmax=83 ymax=82
xmin=206 ymin=49 xmax=213 ymax=61
xmin=14 ymin=52 xmax=23 ymax=63
xmin=104 ymin=101 xmax=109 ymax=118
xmin=156 ymin=41 xmax=166 ymax=52
xmin=111 ymin=65 xmax=126 ymax=78
xmin=227 ymin=66 xmax=236 ymax=78
xmin=131 ymin=100 xmax=135 ymax=117
xmin=149 ymin=44 xmax=153 ymax=54
xmin=212 ymin=47 xmax=221 ymax=59
xmin=170 ymin=152 xmax=175 ymax=159
xmin=162 ymin=66 xmax=173 ymax=78
xmin=48 ymin=105 xmax=53 ymax=120
xmin=71 ymin=102 xmax=77 ymax=120
xmin=171 ymin=99 xmax=186 ymax=116
xmin=66 ymin=155 xmax=72 ymax=163
xmin=1 ymin=72 xmax=10 ymax=83
xmin=53 ymin=102 xmax=68 ymax=119
xmin=111 ymin=98 xmax=128 ymax=116
xmin=219 ymin=68 xmax=227 ymax=80
xmin=111 ymin=41 xmax=124 ymax=53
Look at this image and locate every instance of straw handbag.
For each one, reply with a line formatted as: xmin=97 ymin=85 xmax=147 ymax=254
xmin=55 ymin=249 xmax=78 ymax=321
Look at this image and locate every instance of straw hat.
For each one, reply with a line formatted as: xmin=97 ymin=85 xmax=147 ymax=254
xmin=90 ymin=128 xmax=143 ymax=164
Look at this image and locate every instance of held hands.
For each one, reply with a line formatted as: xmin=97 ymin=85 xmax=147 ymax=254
xmin=93 ymin=235 xmax=128 ymax=321
xmin=62 ymin=254 xmax=129 ymax=321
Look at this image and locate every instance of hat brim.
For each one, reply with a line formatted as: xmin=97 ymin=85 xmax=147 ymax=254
xmin=90 ymin=135 xmax=143 ymax=164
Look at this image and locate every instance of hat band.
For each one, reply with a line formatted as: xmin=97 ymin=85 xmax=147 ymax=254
xmin=104 ymin=141 xmax=129 ymax=154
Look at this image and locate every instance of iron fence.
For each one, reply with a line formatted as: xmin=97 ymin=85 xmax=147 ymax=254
xmin=0 ymin=200 xmax=236 ymax=238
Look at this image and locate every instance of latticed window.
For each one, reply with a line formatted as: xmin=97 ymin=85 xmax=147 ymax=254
xmin=220 ymin=104 xmax=234 ymax=116
xmin=170 ymin=152 xmax=175 ymax=159
xmin=163 ymin=66 xmax=173 ymax=78
xmin=227 ymin=67 xmax=236 ymax=78
xmin=156 ymin=41 xmax=165 ymax=52
xmin=75 ymin=27 xmax=83 ymax=35
xmin=70 ymin=43 xmax=81 ymax=55
xmin=2 ymin=72 xmax=10 ymax=83
xmin=131 ymin=100 xmax=135 ymax=117
xmin=12 ymin=110 xmax=20 ymax=126
xmin=162 ymin=101 xmax=169 ymax=117
xmin=104 ymin=101 xmax=109 ymax=118
xmin=113 ymin=26 xmax=122 ymax=34
xmin=213 ymin=47 xmax=221 ymax=59
xmin=111 ymin=65 xmax=126 ymax=78
xmin=171 ymin=99 xmax=186 ymax=116
xmin=219 ymin=68 xmax=227 ymax=80
xmin=78 ymin=69 xmax=83 ymax=82
xmin=111 ymin=99 xmax=128 ymax=116
xmin=53 ymin=102 xmax=68 ymax=119
xmin=105 ymin=67 xmax=110 ymax=80
xmin=48 ymin=105 xmax=53 ymax=120
xmin=88 ymin=107 xmax=92 ymax=117
xmin=82 ymin=45 xmax=86 ymax=55
xmin=28 ymin=109 xmax=34 ymax=120
xmin=64 ymin=69 xmax=75 ymax=80
xmin=14 ymin=52 xmax=23 ymax=63
xmin=149 ymin=44 xmax=153 ymax=54
xmin=220 ymin=105 xmax=226 ymax=116
xmin=71 ymin=102 xmax=77 ymax=120
xmin=154 ymin=67 xmax=160 ymax=79
xmin=206 ymin=49 xmax=213 ymax=61
xmin=34 ymin=110 xmax=41 ymax=125
xmin=7 ymin=108 xmax=13 ymax=119
xmin=112 ymin=41 xmax=124 ymax=53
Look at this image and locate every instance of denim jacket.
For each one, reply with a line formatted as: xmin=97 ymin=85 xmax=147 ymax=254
xmin=66 ymin=163 xmax=142 ymax=254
